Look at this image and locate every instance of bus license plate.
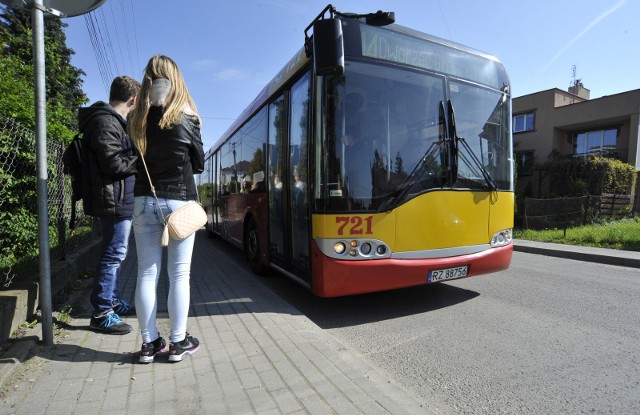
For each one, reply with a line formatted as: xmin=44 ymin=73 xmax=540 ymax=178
xmin=428 ymin=266 xmax=468 ymax=283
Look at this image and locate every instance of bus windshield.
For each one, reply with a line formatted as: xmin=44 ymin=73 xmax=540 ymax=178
xmin=316 ymin=60 xmax=512 ymax=212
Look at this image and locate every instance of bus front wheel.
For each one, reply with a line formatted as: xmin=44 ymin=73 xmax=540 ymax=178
xmin=246 ymin=218 xmax=267 ymax=275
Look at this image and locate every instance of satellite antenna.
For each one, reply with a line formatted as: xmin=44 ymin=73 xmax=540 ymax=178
xmin=0 ymin=0 xmax=109 ymax=347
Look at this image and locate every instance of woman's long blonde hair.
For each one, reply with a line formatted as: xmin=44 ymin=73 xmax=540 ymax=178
xmin=128 ymin=55 xmax=200 ymax=154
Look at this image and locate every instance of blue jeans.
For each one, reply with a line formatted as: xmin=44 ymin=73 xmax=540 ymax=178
xmin=90 ymin=217 xmax=132 ymax=315
xmin=132 ymin=196 xmax=196 ymax=343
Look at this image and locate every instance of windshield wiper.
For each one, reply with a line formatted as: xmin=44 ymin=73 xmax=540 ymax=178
xmin=377 ymin=105 xmax=447 ymax=211
xmin=447 ymin=100 xmax=497 ymax=191
xmin=402 ymin=104 xmax=449 ymax=186
xmin=377 ymin=139 xmax=442 ymax=210
xmin=445 ymin=100 xmax=458 ymax=186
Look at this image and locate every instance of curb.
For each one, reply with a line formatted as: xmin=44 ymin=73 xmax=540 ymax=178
xmin=0 ymin=238 xmax=101 ymax=344
xmin=513 ymin=240 xmax=640 ymax=268
xmin=0 ymin=336 xmax=38 ymax=388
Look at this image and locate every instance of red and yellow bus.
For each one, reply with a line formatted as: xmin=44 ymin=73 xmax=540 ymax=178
xmin=199 ymin=5 xmax=513 ymax=297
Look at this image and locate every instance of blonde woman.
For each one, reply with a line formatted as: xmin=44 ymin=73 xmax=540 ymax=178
xmin=128 ymin=55 xmax=204 ymax=363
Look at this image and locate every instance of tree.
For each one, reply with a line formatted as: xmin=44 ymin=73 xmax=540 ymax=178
xmin=394 ymin=151 xmax=405 ymax=175
xmin=0 ymin=5 xmax=87 ymax=135
xmin=0 ymin=55 xmax=34 ymax=126
xmin=248 ymin=147 xmax=264 ymax=180
xmin=0 ymin=5 xmax=88 ymax=287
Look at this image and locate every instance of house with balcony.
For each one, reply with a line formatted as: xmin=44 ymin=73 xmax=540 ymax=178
xmin=512 ymin=85 xmax=640 ymax=196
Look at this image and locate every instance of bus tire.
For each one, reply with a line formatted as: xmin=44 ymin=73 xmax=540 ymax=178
xmin=246 ymin=217 xmax=267 ymax=275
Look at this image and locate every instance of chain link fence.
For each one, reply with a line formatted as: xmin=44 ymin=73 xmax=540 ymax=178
xmin=522 ymin=194 xmax=637 ymax=231
xmin=0 ymin=115 xmax=100 ymax=288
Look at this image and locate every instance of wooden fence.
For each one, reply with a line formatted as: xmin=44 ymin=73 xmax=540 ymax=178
xmin=522 ymin=193 xmax=636 ymax=230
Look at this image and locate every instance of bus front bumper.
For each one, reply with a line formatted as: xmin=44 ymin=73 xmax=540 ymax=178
xmin=310 ymin=241 xmax=513 ymax=297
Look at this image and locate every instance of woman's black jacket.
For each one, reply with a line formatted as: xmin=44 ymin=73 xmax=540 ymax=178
xmin=134 ymin=107 xmax=205 ymax=201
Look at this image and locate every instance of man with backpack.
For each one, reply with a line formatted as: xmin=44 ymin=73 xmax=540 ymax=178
xmin=78 ymin=76 xmax=140 ymax=334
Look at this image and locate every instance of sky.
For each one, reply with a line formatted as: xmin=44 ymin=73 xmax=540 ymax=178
xmin=57 ymin=0 xmax=639 ymax=151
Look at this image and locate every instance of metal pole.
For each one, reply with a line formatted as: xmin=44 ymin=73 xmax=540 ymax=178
xmin=32 ymin=0 xmax=53 ymax=347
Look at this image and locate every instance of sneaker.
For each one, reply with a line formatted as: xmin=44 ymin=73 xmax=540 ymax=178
xmin=113 ymin=299 xmax=135 ymax=316
xmin=168 ymin=334 xmax=200 ymax=362
xmin=139 ymin=337 xmax=167 ymax=363
xmin=89 ymin=311 xmax=132 ymax=335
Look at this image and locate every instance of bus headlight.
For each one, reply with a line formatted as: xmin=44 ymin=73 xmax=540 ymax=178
xmin=318 ymin=238 xmax=392 ymax=260
xmin=490 ymin=229 xmax=513 ymax=247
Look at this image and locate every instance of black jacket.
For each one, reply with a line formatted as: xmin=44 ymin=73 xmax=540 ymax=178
xmin=78 ymin=102 xmax=137 ymax=218
xmin=134 ymin=107 xmax=204 ymax=200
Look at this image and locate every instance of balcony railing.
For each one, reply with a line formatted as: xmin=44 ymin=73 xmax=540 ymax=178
xmin=572 ymin=148 xmax=628 ymax=163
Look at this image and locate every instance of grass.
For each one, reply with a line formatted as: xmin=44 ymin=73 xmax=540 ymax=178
xmin=4 ymin=306 xmax=74 ymax=352
xmin=57 ymin=305 xmax=72 ymax=324
xmin=514 ymin=217 xmax=640 ymax=251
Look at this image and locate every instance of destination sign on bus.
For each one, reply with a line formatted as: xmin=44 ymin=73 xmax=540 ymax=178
xmin=359 ymin=25 xmax=502 ymax=89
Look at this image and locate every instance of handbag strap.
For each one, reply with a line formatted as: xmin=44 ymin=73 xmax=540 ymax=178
xmin=138 ymin=147 xmax=200 ymax=219
xmin=138 ymin=151 xmax=168 ymax=224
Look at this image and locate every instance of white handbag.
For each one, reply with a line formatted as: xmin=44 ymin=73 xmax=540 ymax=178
xmin=165 ymin=201 xmax=207 ymax=240
xmin=139 ymin=153 xmax=206 ymax=246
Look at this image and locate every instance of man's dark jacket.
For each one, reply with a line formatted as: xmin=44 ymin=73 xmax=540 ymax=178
xmin=78 ymin=101 xmax=137 ymax=218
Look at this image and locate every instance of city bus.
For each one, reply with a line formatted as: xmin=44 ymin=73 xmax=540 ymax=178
xmin=199 ymin=5 xmax=514 ymax=297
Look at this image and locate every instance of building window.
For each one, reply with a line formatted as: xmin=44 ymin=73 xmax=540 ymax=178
xmin=515 ymin=151 xmax=534 ymax=176
xmin=513 ymin=112 xmax=534 ymax=133
xmin=572 ymin=128 xmax=618 ymax=157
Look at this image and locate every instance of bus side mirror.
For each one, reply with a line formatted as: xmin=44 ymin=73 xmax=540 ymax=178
xmin=312 ymin=18 xmax=344 ymax=76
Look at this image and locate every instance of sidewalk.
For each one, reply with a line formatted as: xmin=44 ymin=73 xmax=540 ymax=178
xmin=513 ymin=239 xmax=640 ymax=268
xmin=0 ymin=231 xmax=433 ymax=415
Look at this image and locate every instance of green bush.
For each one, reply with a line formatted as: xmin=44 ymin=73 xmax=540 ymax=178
xmin=1 ymin=8 xmax=88 ymax=288
xmin=541 ymin=155 xmax=636 ymax=197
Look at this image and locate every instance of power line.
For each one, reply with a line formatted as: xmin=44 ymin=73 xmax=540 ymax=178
xmin=128 ymin=0 xmax=141 ymax=73
xmin=89 ymin=11 xmax=115 ymax=81
xmin=82 ymin=0 xmax=141 ymax=96
xmin=436 ymin=0 xmax=452 ymax=38
xmin=119 ymin=0 xmax=136 ymax=75
xmin=84 ymin=12 xmax=111 ymax=95
xmin=85 ymin=12 xmax=114 ymax=95
xmin=107 ymin=0 xmax=128 ymax=74
xmin=96 ymin=7 xmax=120 ymax=75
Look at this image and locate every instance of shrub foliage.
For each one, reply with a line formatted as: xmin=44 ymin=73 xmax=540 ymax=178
xmin=0 ymin=6 xmax=88 ymax=287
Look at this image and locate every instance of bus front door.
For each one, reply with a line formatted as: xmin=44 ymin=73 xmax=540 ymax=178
xmin=268 ymin=74 xmax=311 ymax=283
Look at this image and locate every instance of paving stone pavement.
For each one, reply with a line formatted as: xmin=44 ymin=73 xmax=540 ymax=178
xmin=0 ymin=231 xmax=433 ymax=415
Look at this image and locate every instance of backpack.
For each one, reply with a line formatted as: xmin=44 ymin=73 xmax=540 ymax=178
xmin=62 ymin=132 xmax=84 ymax=228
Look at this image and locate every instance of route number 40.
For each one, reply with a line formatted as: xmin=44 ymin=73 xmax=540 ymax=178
xmin=335 ymin=216 xmax=373 ymax=236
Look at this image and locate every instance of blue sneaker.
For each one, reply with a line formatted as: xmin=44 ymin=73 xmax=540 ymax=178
xmin=89 ymin=311 xmax=132 ymax=335
xmin=113 ymin=299 xmax=135 ymax=316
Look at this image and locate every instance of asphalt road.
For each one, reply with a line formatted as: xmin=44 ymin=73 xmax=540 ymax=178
xmin=242 ymin=246 xmax=640 ymax=415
